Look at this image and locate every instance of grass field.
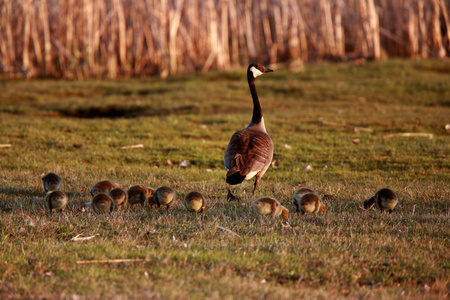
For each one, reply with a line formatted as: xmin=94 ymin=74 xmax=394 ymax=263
xmin=0 ymin=59 xmax=449 ymax=299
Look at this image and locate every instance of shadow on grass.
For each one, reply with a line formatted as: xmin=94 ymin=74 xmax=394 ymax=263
xmin=0 ymin=186 xmax=42 ymax=197
xmin=56 ymin=104 xmax=200 ymax=119
xmin=55 ymin=101 xmax=252 ymax=119
xmin=0 ymin=186 xmax=81 ymax=200
xmin=0 ymin=187 xmax=83 ymax=213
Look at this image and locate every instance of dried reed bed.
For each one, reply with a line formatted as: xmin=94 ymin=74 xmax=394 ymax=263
xmin=0 ymin=0 xmax=449 ymax=79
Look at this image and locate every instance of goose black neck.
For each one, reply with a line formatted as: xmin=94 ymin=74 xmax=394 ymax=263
xmin=248 ymin=75 xmax=263 ymax=124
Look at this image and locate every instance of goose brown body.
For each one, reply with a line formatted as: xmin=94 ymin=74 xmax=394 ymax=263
xmin=92 ymin=192 xmax=113 ymax=214
xmin=292 ymin=188 xmax=316 ymax=212
xmin=127 ymin=185 xmax=154 ymax=206
xmin=90 ymin=180 xmax=123 ymax=196
xmin=224 ymin=64 xmax=274 ymax=201
xmin=41 ymin=172 xmax=62 ymax=192
xmin=251 ymin=197 xmax=289 ymax=219
xmin=365 ymin=188 xmax=398 ymax=213
xmin=152 ymin=186 xmax=176 ymax=209
xmin=184 ymin=191 xmax=207 ymax=213
xmin=109 ymin=188 xmax=128 ymax=209
xmin=46 ymin=190 xmax=68 ymax=213
xmin=298 ymin=193 xmax=326 ymax=214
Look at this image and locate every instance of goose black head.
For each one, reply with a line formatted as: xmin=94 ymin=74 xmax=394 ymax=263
xmin=248 ymin=64 xmax=274 ymax=79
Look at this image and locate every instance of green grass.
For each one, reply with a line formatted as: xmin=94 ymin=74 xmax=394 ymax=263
xmin=0 ymin=59 xmax=449 ymax=299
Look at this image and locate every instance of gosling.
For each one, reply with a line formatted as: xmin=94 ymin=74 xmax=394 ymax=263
xmin=297 ymin=193 xmax=326 ymax=214
xmin=184 ymin=191 xmax=207 ymax=213
xmin=90 ymin=180 xmax=123 ymax=196
xmin=109 ymin=188 xmax=128 ymax=209
xmin=152 ymin=186 xmax=176 ymax=210
xmin=41 ymin=172 xmax=62 ymax=192
xmin=292 ymin=187 xmax=317 ymax=212
xmin=46 ymin=190 xmax=68 ymax=213
xmin=127 ymin=185 xmax=154 ymax=206
xmin=92 ymin=192 xmax=113 ymax=214
xmin=251 ymin=197 xmax=289 ymax=219
xmin=364 ymin=188 xmax=398 ymax=213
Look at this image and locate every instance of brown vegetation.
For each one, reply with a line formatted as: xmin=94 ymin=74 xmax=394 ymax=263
xmin=0 ymin=0 xmax=449 ymax=78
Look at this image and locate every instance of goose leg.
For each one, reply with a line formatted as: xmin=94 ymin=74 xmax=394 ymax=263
xmin=227 ymin=186 xmax=239 ymax=201
xmin=251 ymin=177 xmax=260 ymax=200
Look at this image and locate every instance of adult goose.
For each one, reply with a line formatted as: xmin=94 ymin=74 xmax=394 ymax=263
xmin=224 ymin=64 xmax=274 ymax=201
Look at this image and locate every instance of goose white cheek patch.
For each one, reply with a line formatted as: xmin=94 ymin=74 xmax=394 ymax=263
xmin=250 ymin=66 xmax=264 ymax=78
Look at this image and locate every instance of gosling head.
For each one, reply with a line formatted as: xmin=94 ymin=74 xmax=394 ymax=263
xmin=363 ymin=196 xmax=375 ymax=210
xmin=145 ymin=187 xmax=155 ymax=198
xmin=282 ymin=208 xmax=290 ymax=219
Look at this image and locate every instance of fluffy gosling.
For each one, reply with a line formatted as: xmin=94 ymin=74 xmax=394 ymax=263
xmin=90 ymin=180 xmax=123 ymax=197
xmin=152 ymin=186 xmax=176 ymax=210
xmin=109 ymin=188 xmax=128 ymax=209
xmin=92 ymin=192 xmax=113 ymax=214
xmin=297 ymin=193 xmax=326 ymax=214
xmin=292 ymin=187 xmax=317 ymax=212
xmin=251 ymin=197 xmax=289 ymax=219
xmin=41 ymin=172 xmax=62 ymax=192
xmin=364 ymin=188 xmax=398 ymax=213
xmin=184 ymin=191 xmax=207 ymax=213
xmin=127 ymin=185 xmax=154 ymax=206
xmin=46 ymin=190 xmax=68 ymax=213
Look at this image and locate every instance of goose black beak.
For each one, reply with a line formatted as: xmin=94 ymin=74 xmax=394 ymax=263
xmin=264 ymin=67 xmax=274 ymax=73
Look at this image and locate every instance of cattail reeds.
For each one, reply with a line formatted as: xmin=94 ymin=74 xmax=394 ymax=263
xmin=0 ymin=0 xmax=448 ymax=79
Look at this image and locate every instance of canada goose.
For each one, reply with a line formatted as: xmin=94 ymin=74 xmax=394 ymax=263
xmin=109 ymin=188 xmax=128 ymax=209
xmin=292 ymin=187 xmax=317 ymax=212
xmin=224 ymin=64 xmax=274 ymax=201
xmin=90 ymin=180 xmax=123 ymax=196
xmin=41 ymin=172 xmax=62 ymax=192
xmin=251 ymin=197 xmax=289 ymax=219
xmin=364 ymin=188 xmax=398 ymax=213
xmin=46 ymin=190 xmax=68 ymax=213
xmin=92 ymin=192 xmax=113 ymax=214
xmin=298 ymin=193 xmax=326 ymax=214
xmin=152 ymin=186 xmax=176 ymax=210
xmin=184 ymin=191 xmax=207 ymax=213
xmin=127 ymin=185 xmax=154 ymax=206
